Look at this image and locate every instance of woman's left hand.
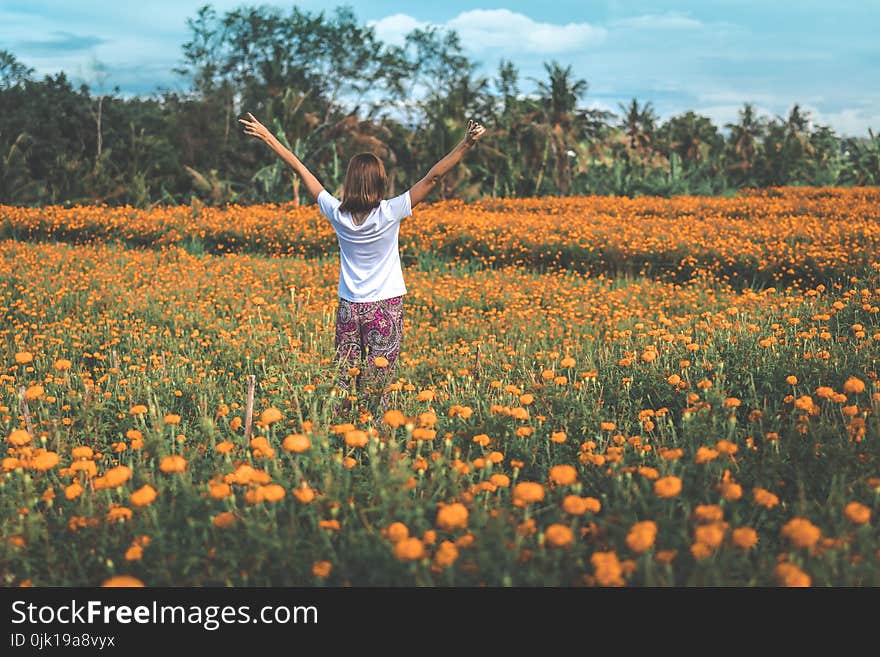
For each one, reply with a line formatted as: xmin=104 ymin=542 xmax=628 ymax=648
xmin=239 ymin=112 xmax=272 ymax=142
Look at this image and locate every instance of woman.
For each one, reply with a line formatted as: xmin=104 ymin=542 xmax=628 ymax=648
xmin=239 ymin=112 xmax=486 ymax=417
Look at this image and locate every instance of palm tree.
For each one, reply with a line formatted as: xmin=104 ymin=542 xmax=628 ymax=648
xmin=724 ymin=103 xmax=765 ymax=184
xmin=618 ymin=98 xmax=658 ymax=152
xmin=659 ymin=111 xmax=720 ymax=167
xmin=530 ymin=61 xmax=592 ymax=195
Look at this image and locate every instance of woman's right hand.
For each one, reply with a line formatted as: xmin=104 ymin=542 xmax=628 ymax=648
xmin=239 ymin=112 xmax=273 ymax=142
xmin=465 ymin=119 xmax=486 ymax=145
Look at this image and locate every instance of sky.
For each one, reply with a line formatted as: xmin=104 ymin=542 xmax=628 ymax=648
xmin=2 ymin=1 xmax=879 ymax=136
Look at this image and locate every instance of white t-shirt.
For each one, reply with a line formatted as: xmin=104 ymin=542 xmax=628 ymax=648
xmin=317 ymin=189 xmax=412 ymax=302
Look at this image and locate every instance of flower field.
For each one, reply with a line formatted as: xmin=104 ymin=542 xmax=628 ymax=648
xmin=1 ymin=187 xmax=878 ymax=586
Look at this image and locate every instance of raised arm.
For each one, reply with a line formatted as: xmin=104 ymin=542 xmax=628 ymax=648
xmin=239 ymin=112 xmax=324 ymax=201
xmin=409 ymin=119 xmax=486 ymax=208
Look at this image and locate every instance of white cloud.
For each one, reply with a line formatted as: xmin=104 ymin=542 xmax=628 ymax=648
xmin=612 ymin=12 xmax=704 ymax=31
xmin=367 ymin=13 xmax=427 ymax=48
xmin=369 ymin=9 xmax=605 ymax=55
xmin=447 ymin=9 xmax=606 ymax=54
xmin=804 ymin=106 xmax=880 ymax=138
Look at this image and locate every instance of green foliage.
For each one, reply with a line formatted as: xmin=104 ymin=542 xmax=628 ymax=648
xmin=0 ymin=9 xmax=877 ymax=208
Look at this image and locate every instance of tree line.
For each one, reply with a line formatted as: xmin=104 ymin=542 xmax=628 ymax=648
xmin=1 ymin=4 xmax=878 ymax=207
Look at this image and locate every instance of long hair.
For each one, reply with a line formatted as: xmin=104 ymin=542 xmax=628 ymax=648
xmin=338 ymin=153 xmax=387 ymax=223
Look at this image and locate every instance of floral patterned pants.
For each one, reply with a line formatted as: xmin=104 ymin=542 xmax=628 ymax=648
xmin=334 ymin=295 xmax=404 ymax=414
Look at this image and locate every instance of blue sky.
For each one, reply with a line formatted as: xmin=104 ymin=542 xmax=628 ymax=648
xmin=2 ymin=1 xmax=878 ymax=136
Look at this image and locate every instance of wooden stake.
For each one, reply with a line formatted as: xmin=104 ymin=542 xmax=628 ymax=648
xmin=19 ymin=386 xmax=34 ymax=436
xmin=243 ymin=375 xmax=256 ymax=442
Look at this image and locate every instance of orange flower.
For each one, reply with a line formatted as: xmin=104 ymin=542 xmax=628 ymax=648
xmin=105 ymin=506 xmax=133 ymax=523
xmin=843 ymin=502 xmax=871 ymax=525
xmin=731 ymin=527 xmax=759 ymax=550
xmin=71 ymin=446 xmax=94 ymax=459
xmin=489 ymin=473 xmax=510 ymax=488
xmin=842 ymin=377 xmax=865 ymax=394
xmin=387 ymin=522 xmax=409 ymax=543
xmin=53 ymin=358 xmax=72 ymax=371
xmin=292 ymin=484 xmax=314 ymax=504
xmin=129 ymin=404 xmax=148 ymax=415
xmin=101 ymin=576 xmax=144 ymax=588
xmin=215 ymin=441 xmax=234 ymax=454
xmin=130 ymin=485 xmax=157 ymax=508
xmin=550 ymin=431 xmax=567 ymax=443
xmin=30 ymin=451 xmax=60 ymax=471
xmin=282 ymin=433 xmax=311 ymax=453
xmin=433 ymin=541 xmax=459 ymax=568
xmin=694 ymin=522 xmax=727 ymax=550
xmin=591 ymin=551 xmax=624 ymax=587
xmin=692 ymin=505 xmax=724 ymax=524
xmin=24 ymin=385 xmax=44 ymax=401
xmin=262 ymin=484 xmax=286 ymax=503
xmin=781 ymin=518 xmax=822 ymax=549
xmin=163 ymin=413 xmax=181 ymax=425
xmin=64 ymin=482 xmax=83 ymax=500
xmin=513 ymin=482 xmax=545 ymax=506
xmin=6 ymin=429 xmax=31 ymax=446
xmin=260 ymin=407 xmax=284 ymax=425
xmin=344 ymin=430 xmax=369 ymax=448
xmin=393 ymin=537 xmax=425 ymax=561
xmin=212 ymin=512 xmax=236 ymax=528
xmin=14 ymin=351 xmax=33 ymax=364
xmin=436 ymin=503 xmax=469 ymax=531
xmin=312 ymin=561 xmax=332 ymax=578
xmin=383 ymin=410 xmax=407 ymax=428
xmin=549 ymin=464 xmax=578 ymax=486
xmin=209 ymin=482 xmax=232 ymax=499
xmin=775 ymin=562 xmax=811 ymax=587
xmin=544 ymin=524 xmax=575 ymax=548
xmin=753 ymin=487 xmax=780 ymax=509
xmin=626 ymin=521 xmax=657 ymax=553
xmin=654 ymin=476 xmax=682 ymax=499
xmin=159 ymin=455 xmax=186 ymax=473
xmin=562 ymin=495 xmax=601 ymax=515
xmin=373 ymin=356 xmax=389 ymax=368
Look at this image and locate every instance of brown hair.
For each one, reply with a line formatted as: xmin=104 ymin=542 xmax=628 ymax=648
xmin=338 ymin=153 xmax=387 ymax=223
